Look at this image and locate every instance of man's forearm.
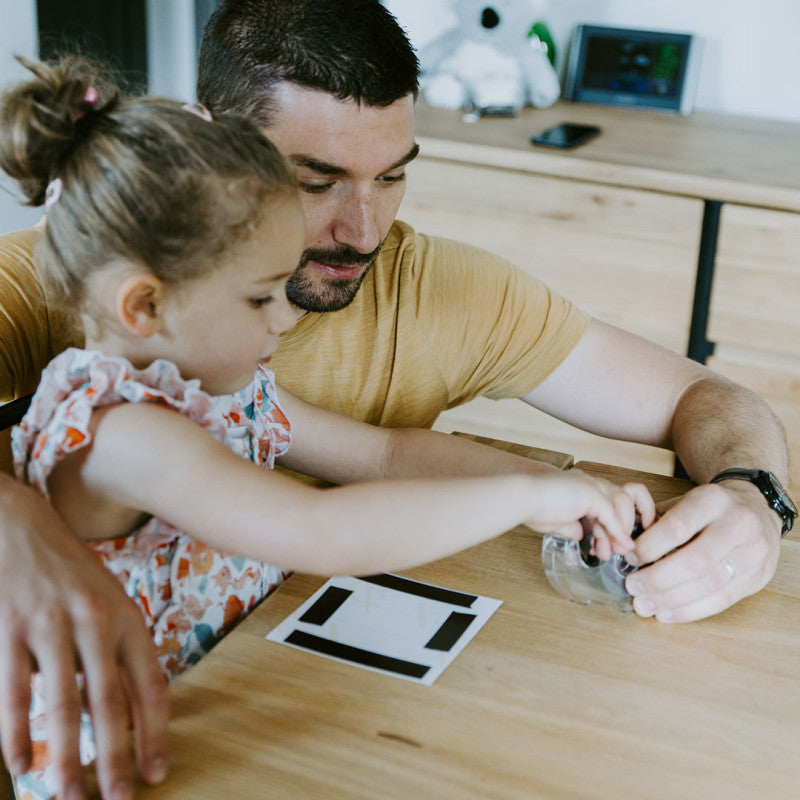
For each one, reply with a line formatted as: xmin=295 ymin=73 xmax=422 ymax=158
xmin=0 ymin=473 xmax=169 ymax=798
xmin=670 ymin=375 xmax=789 ymax=484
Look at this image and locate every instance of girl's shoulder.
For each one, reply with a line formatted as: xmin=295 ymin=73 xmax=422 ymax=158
xmin=33 ymin=347 xmax=218 ymax=425
xmin=14 ymin=351 xmax=291 ymax=491
xmin=13 ymin=349 xmax=225 ymax=491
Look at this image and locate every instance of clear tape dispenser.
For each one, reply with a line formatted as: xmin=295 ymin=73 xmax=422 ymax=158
xmin=541 ymin=519 xmax=643 ymax=612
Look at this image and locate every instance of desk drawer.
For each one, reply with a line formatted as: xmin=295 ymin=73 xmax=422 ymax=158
xmin=708 ymin=204 xmax=800 ymax=357
xmin=400 ymin=158 xmax=702 ymax=355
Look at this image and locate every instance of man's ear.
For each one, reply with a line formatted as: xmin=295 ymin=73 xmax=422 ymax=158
xmin=115 ymin=274 xmax=165 ymax=337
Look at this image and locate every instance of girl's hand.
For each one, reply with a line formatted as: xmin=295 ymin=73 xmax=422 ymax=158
xmin=523 ymin=470 xmax=656 ymax=561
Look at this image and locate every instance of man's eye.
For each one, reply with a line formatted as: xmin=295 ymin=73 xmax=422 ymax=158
xmin=249 ymin=296 xmax=273 ymax=309
xmin=299 ymin=182 xmax=334 ymax=195
xmin=380 ymin=173 xmax=406 ymax=184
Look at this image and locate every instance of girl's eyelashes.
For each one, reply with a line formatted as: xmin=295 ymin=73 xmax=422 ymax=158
xmin=249 ymin=296 xmax=274 ymax=309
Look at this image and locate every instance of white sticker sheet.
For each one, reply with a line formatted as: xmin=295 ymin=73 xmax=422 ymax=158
xmin=266 ymin=574 xmax=502 ymax=685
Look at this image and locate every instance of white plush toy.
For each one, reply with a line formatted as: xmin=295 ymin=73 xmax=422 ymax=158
xmin=419 ymin=0 xmax=560 ymax=113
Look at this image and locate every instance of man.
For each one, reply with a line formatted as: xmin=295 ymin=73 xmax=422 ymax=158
xmin=0 ymin=1 xmax=792 ymax=798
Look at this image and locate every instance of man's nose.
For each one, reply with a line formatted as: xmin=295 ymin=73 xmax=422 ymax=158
xmin=332 ymin=190 xmax=381 ymax=254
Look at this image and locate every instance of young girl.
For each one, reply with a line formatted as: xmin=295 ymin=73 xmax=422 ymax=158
xmin=1 ymin=57 xmax=653 ymax=799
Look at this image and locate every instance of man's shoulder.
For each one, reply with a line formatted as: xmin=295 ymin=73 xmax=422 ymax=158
xmin=378 ymin=219 xmax=517 ymax=284
xmin=0 ymin=222 xmax=46 ymax=318
xmin=0 ymin=222 xmax=42 ymax=274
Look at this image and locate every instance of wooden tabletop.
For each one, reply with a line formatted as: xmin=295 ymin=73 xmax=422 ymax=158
xmin=414 ymin=100 xmax=800 ymax=212
xmin=136 ymin=456 xmax=800 ymax=800
xmin=451 ymin=431 xmax=573 ymax=470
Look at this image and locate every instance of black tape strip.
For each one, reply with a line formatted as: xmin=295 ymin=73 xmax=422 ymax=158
xmin=299 ymin=586 xmax=353 ymax=626
xmin=425 ymin=611 xmax=476 ymax=652
xmin=285 ymin=630 xmax=430 ymax=679
xmin=359 ymin=574 xmax=477 ymax=608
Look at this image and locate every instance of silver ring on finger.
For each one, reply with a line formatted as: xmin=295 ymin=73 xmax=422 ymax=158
xmin=722 ymin=557 xmax=736 ymax=582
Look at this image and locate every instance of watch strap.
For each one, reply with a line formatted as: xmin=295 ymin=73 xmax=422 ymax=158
xmin=710 ymin=469 xmax=797 ymax=537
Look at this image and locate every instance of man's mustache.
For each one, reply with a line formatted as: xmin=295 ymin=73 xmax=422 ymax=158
xmin=299 ymin=243 xmax=381 ymax=269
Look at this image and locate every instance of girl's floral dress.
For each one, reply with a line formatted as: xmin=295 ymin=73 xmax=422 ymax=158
xmin=11 ymin=348 xmax=293 ymax=800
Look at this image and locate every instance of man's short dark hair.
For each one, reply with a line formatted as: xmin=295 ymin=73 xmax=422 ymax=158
xmin=197 ymin=0 xmax=420 ymax=127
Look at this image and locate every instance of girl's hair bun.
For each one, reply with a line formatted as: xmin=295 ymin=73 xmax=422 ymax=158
xmin=0 ymin=54 xmax=295 ymax=319
xmin=0 ymin=55 xmax=119 ymax=206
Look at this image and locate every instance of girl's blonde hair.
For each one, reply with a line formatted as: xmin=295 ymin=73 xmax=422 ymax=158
xmin=0 ymin=55 xmax=295 ymax=312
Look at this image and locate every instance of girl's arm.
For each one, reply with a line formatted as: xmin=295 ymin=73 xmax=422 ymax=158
xmin=48 ymin=399 xmax=652 ymax=575
xmin=276 ymin=389 xmax=653 ymax=560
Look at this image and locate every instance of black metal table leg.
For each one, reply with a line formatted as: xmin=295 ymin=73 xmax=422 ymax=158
xmin=675 ymin=199 xmax=723 ymax=479
xmin=686 ymin=199 xmax=722 ymax=364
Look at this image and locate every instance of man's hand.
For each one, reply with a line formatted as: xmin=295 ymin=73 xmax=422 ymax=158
xmin=624 ymin=481 xmax=782 ymax=622
xmin=0 ymin=474 xmax=169 ymax=800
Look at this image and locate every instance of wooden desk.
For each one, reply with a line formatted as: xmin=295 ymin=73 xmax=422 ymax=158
xmin=413 ymin=101 xmax=800 ymax=212
xmin=405 ymin=101 xmax=800 ymax=489
xmin=138 ymin=459 xmax=800 ymax=800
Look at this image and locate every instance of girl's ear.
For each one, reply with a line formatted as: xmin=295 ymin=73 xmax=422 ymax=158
xmin=115 ymin=274 xmax=165 ymax=337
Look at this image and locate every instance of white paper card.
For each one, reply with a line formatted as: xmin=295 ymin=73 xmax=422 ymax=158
xmin=266 ymin=574 xmax=502 ymax=685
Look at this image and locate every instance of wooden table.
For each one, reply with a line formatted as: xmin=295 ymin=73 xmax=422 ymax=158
xmin=134 ymin=454 xmax=800 ymax=800
xmin=405 ymin=101 xmax=800 ymax=491
xmin=414 ymin=100 xmax=800 ymax=213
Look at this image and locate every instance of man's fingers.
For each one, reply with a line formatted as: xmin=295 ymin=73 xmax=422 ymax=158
xmin=628 ymin=484 xmax=730 ymax=566
xmin=36 ymin=624 xmax=85 ymax=800
xmin=76 ymin=618 xmax=136 ymax=800
xmin=632 ymin=549 xmax=747 ymax=622
xmin=629 ymin=547 xmax=742 ymax=620
xmin=626 ymin=498 xmax=779 ymax=623
xmin=0 ymin=631 xmax=34 ymax=776
xmin=119 ymin=632 xmax=169 ymax=786
xmin=0 ymin=477 xmax=170 ymax=797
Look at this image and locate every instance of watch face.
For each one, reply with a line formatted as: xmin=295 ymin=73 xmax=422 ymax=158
xmin=758 ymin=471 xmax=797 ymax=533
xmin=762 ymin=471 xmax=797 ymax=510
xmin=712 ymin=469 xmax=797 ymax=534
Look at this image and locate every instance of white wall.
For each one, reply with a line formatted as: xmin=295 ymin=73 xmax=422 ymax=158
xmin=146 ymin=0 xmax=197 ymax=102
xmin=0 ymin=0 xmax=199 ymax=236
xmin=385 ymin=0 xmax=800 ymax=123
xmin=2 ymin=0 xmax=799 ymax=234
xmin=0 ymin=0 xmax=42 ymax=233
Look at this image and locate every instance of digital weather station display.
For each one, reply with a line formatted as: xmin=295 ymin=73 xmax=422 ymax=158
xmin=565 ymin=25 xmax=702 ymax=114
xmin=583 ymin=36 xmax=683 ymax=98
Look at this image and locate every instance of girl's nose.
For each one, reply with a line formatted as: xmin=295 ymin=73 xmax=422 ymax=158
xmin=269 ymin=290 xmax=299 ymax=335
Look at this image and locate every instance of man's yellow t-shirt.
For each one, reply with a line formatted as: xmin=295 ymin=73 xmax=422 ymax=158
xmin=0 ymin=219 xmax=589 ymax=469
xmin=270 ymin=220 xmax=589 ymax=428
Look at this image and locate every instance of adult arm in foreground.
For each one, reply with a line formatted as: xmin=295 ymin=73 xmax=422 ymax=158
xmin=524 ymin=318 xmax=789 ymax=623
xmin=0 ymin=474 xmax=169 ymax=800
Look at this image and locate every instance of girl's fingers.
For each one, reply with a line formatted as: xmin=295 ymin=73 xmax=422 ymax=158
xmin=545 ymin=519 xmax=584 ymax=541
xmin=608 ymin=489 xmax=636 ymax=550
xmin=624 ymin=482 xmax=657 ymax=528
xmin=587 ymin=482 xmax=630 ymax=549
xmin=589 ymin=524 xmax=612 ymax=561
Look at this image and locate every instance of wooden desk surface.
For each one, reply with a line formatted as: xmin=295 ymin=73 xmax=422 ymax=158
xmin=138 ymin=460 xmax=800 ymax=800
xmin=414 ymin=100 xmax=800 ymax=212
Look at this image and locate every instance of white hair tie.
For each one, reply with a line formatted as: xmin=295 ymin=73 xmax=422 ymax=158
xmin=44 ymin=177 xmax=63 ymax=211
xmin=181 ymin=102 xmax=213 ymax=122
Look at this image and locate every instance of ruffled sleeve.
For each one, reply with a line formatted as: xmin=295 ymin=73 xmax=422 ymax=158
xmin=12 ymin=349 xmax=230 ymax=496
xmin=226 ymin=364 xmax=292 ymax=468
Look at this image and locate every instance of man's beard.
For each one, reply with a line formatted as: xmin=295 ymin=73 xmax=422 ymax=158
xmin=285 ymin=242 xmax=382 ymax=313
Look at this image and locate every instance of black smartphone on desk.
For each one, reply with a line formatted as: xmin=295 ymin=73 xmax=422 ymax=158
xmin=531 ymin=123 xmax=601 ymax=149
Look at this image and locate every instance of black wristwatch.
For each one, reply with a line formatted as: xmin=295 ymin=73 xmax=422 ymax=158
xmin=710 ymin=469 xmax=797 ymax=537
